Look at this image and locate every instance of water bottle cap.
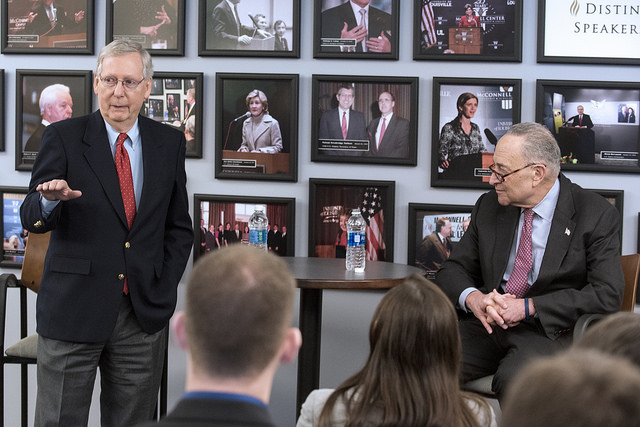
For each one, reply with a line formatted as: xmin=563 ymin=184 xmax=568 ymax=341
xmin=351 ymin=209 xmax=360 ymax=214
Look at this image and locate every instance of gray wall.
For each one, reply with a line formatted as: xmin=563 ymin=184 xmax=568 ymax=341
xmin=1 ymin=1 xmax=638 ymax=426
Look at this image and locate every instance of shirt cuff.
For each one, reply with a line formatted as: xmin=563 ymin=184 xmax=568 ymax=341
xmin=40 ymin=195 xmax=60 ymax=218
xmin=459 ymin=287 xmax=479 ymax=312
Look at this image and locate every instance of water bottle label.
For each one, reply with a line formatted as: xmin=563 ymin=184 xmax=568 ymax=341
xmin=249 ymin=229 xmax=267 ymax=244
xmin=347 ymin=232 xmax=365 ymax=247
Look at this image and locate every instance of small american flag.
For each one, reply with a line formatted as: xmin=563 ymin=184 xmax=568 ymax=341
xmin=360 ymin=187 xmax=385 ymax=261
xmin=421 ymin=0 xmax=437 ymax=49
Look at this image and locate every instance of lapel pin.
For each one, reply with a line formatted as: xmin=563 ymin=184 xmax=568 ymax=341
xmin=564 ymin=228 xmax=571 ymax=236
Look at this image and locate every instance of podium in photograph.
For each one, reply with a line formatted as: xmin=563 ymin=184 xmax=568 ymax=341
xmin=558 ymin=127 xmax=596 ymax=164
xmin=448 ymin=27 xmax=483 ymax=54
xmin=238 ymin=36 xmax=275 ymax=50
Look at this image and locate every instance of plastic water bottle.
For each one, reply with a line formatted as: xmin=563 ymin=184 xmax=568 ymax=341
xmin=346 ymin=209 xmax=366 ymax=272
xmin=249 ymin=209 xmax=268 ymax=252
xmin=148 ymin=104 xmax=154 ymax=118
xmin=163 ymin=109 xmax=169 ymax=121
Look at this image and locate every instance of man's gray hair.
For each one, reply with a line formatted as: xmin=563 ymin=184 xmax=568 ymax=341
xmin=39 ymin=84 xmax=70 ymax=115
xmin=96 ymin=39 xmax=153 ymax=80
xmin=505 ymin=122 xmax=561 ymax=178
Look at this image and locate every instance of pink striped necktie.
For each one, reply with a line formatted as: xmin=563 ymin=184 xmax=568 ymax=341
xmin=505 ymin=208 xmax=534 ymax=298
xmin=341 ymin=111 xmax=347 ymax=139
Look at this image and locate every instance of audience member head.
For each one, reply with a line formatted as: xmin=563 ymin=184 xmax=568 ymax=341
xmin=572 ymin=312 xmax=640 ymax=368
xmin=39 ymin=84 xmax=73 ymax=123
xmin=501 ymin=350 xmax=640 ymax=427
xmin=172 ymin=245 xmax=301 ymax=403
xmin=318 ymin=274 xmax=489 ymax=426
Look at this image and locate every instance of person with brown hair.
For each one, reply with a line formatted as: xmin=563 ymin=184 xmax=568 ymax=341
xmin=297 ymin=274 xmax=496 ymax=427
xmin=572 ymin=312 xmax=640 ymax=367
xmin=438 ymin=92 xmax=485 ymax=172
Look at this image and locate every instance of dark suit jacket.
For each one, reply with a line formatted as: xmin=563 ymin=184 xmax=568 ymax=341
xmin=568 ymin=113 xmax=594 ymax=129
xmin=367 ymin=114 xmax=409 ymax=158
xmin=20 ymin=111 xmax=193 ymax=343
xmin=210 ymin=0 xmax=253 ymax=50
xmin=136 ymin=397 xmax=276 ymax=426
xmin=274 ymin=35 xmax=288 ymax=51
xmin=24 ymin=4 xmax=81 ymax=36
xmin=436 ymin=174 xmax=624 ymax=339
xmin=24 ymin=122 xmax=46 ymax=154
xmin=318 ymin=108 xmax=367 ymax=141
xmin=416 ymin=232 xmax=451 ymax=272
xmin=320 ymin=2 xmax=393 ymax=52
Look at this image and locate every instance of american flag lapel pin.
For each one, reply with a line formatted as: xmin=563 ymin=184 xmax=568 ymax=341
xmin=564 ymin=228 xmax=571 ymax=236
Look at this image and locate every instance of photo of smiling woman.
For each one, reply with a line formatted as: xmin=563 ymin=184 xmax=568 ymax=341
xmin=238 ymin=89 xmax=283 ymax=153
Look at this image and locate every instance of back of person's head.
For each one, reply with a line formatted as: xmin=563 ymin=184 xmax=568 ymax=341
xmin=96 ymin=39 xmax=153 ymax=80
xmin=184 ymin=245 xmax=296 ymax=379
xmin=501 ymin=349 xmax=640 ymax=427
xmin=185 ymin=115 xmax=196 ymax=138
xmin=319 ymin=274 xmax=487 ymax=427
xmin=504 ymin=122 xmax=561 ymax=178
xmin=572 ymin=312 xmax=640 ymax=368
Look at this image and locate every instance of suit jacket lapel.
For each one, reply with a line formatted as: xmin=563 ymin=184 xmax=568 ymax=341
xmin=138 ymin=115 xmax=165 ymax=223
xmin=493 ymin=205 xmax=519 ymax=289
xmin=82 ymin=111 xmax=129 ymax=229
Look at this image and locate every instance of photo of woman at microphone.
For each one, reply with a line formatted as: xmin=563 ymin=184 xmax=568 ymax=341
xmin=238 ymin=89 xmax=283 ymax=153
xmin=438 ymin=92 xmax=485 ymax=172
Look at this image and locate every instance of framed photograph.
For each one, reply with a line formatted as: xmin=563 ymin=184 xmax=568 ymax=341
xmin=1 ymin=186 xmax=28 ymax=269
xmin=106 ymin=0 xmax=185 ymax=56
xmin=308 ymin=178 xmax=395 ymax=261
xmin=193 ymin=194 xmax=295 ymax=262
xmin=588 ymin=189 xmax=624 ymax=246
xmin=536 ymin=80 xmax=640 ymax=174
xmin=311 ymin=74 xmax=419 ymax=165
xmin=313 ymin=0 xmax=399 ymax=60
xmin=215 ymin=73 xmax=298 ymax=181
xmin=141 ymin=72 xmax=203 ymax=158
xmin=16 ymin=69 xmax=93 ymax=171
xmin=0 ymin=70 xmax=4 ymax=151
xmin=199 ymin=0 xmax=300 ymax=58
xmin=2 ymin=0 xmax=93 ymax=54
xmin=408 ymin=203 xmax=473 ymax=280
xmin=537 ymin=0 xmax=640 ymax=66
xmin=431 ymin=77 xmax=521 ymax=188
xmin=414 ymin=0 xmax=522 ymax=62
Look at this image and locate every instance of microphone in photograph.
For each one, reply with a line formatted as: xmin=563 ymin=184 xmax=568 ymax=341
xmin=484 ymin=128 xmax=498 ymax=146
xmin=233 ymin=112 xmax=250 ymax=122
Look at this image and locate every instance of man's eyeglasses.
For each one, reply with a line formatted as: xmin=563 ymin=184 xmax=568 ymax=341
xmin=99 ymin=76 xmax=145 ymax=90
xmin=488 ymin=163 xmax=538 ymax=183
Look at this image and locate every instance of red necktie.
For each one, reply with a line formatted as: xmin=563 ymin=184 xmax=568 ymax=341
xmin=378 ymin=117 xmax=386 ymax=149
xmin=115 ymin=133 xmax=136 ymax=294
xmin=579 ymin=116 xmax=582 ymax=125
xmin=505 ymin=209 xmax=534 ymax=298
xmin=341 ymin=111 xmax=348 ymax=139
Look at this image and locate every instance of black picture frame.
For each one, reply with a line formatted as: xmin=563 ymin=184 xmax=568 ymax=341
xmin=431 ymin=76 xmax=522 ymax=189
xmin=16 ymin=69 xmax=93 ymax=171
xmin=408 ymin=203 xmax=473 ymax=280
xmin=537 ymin=0 xmax=640 ymax=66
xmin=0 ymin=69 xmax=4 ymax=151
xmin=308 ymin=178 xmax=395 ymax=262
xmin=2 ymin=0 xmax=94 ymax=54
xmin=141 ymin=72 xmax=203 ymax=158
xmin=536 ymin=79 xmax=640 ymax=174
xmin=1 ymin=186 xmax=28 ymax=269
xmin=588 ymin=188 xmax=624 ymax=248
xmin=106 ymin=0 xmax=186 ymax=56
xmin=193 ymin=194 xmax=295 ymax=263
xmin=199 ymin=0 xmax=300 ymax=58
xmin=311 ymin=74 xmax=419 ymax=165
xmin=215 ymin=72 xmax=299 ymax=182
xmin=313 ymin=0 xmax=399 ymax=60
xmin=413 ymin=0 xmax=522 ymax=62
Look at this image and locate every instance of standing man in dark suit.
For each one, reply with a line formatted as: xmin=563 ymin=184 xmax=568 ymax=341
xmin=320 ymin=0 xmax=393 ymax=53
xmin=567 ymin=105 xmax=594 ymax=129
xmin=435 ymin=122 xmax=624 ymax=400
xmin=21 ymin=40 xmax=193 ymax=426
xmin=138 ymin=245 xmax=301 ymax=427
xmin=367 ymin=91 xmax=410 ymax=158
xmin=318 ymin=86 xmax=367 ymax=157
xmin=416 ymin=217 xmax=452 ymax=273
xmin=24 ymin=0 xmax=85 ymax=36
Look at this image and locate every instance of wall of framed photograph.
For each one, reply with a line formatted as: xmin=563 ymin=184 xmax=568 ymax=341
xmin=15 ymin=69 xmax=93 ymax=171
xmin=142 ymin=71 xmax=203 ymax=158
xmin=0 ymin=69 xmax=4 ymax=151
xmin=308 ymin=178 xmax=395 ymax=262
xmin=431 ymin=77 xmax=521 ymax=189
xmin=414 ymin=0 xmax=522 ymax=62
xmin=199 ymin=0 xmax=300 ymax=58
xmin=2 ymin=0 xmax=94 ymax=54
xmin=536 ymin=79 xmax=640 ymax=174
xmin=106 ymin=0 xmax=185 ymax=56
xmin=215 ymin=72 xmax=299 ymax=182
xmin=311 ymin=74 xmax=418 ymax=165
xmin=192 ymin=194 xmax=295 ymax=263
xmin=537 ymin=0 xmax=640 ymax=66
xmin=1 ymin=186 xmax=28 ymax=269
xmin=313 ymin=0 xmax=399 ymax=60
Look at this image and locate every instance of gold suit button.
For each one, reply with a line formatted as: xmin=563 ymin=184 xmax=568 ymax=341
xmin=118 ymin=274 xmax=125 ymax=280
xmin=125 ymin=242 xmax=131 ymax=248
xmin=34 ymin=220 xmax=43 ymax=228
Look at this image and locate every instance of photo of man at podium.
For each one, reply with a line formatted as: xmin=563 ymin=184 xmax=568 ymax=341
xmin=559 ymin=105 xmax=595 ymax=164
xmin=207 ymin=0 xmax=278 ymax=51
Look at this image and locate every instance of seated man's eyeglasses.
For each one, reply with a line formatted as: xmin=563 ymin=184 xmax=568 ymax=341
xmin=488 ymin=163 xmax=539 ymax=183
xmin=99 ymin=76 xmax=145 ymax=90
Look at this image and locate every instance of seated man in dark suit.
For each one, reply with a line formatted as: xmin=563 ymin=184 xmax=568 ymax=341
xmin=416 ymin=217 xmax=452 ymax=274
xmin=320 ymin=0 xmax=392 ymax=53
xmin=566 ymin=105 xmax=594 ymax=129
xmin=138 ymin=245 xmax=302 ymax=426
xmin=435 ymin=122 xmax=624 ymax=401
xmin=367 ymin=91 xmax=409 ymax=158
